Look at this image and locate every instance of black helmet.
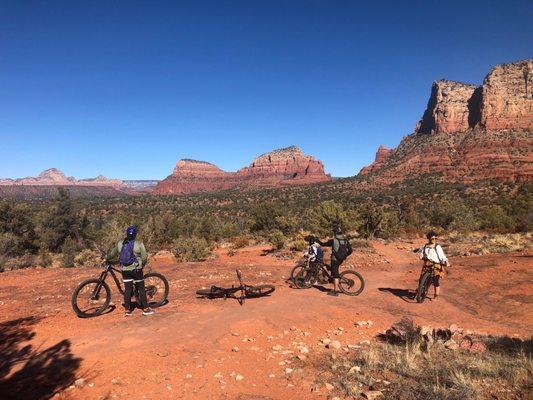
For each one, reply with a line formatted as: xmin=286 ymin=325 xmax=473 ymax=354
xmin=305 ymin=235 xmax=316 ymax=245
xmin=426 ymin=231 xmax=438 ymax=240
xmin=333 ymin=224 xmax=343 ymax=235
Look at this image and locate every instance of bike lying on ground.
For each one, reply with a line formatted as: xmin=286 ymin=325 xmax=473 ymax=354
xmin=415 ymin=264 xmax=439 ymax=303
xmin=292 ymin=257 xmax=365 ymax=296
xmin=71 ymin=262 xmax=169 ymax=317
xmin=196 ymin=269 xmax=275 ymax=305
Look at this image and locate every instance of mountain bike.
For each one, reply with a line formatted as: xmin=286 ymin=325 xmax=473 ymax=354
xmin=415 ymin=264 xmax=440 ymax=303
xmin=71 ymin=262 xmax=169 ymax=318
xmin=196 ymin=269 xmax=275 ymax=305
xmin=293 ymin=259 xmax=365 ymax=296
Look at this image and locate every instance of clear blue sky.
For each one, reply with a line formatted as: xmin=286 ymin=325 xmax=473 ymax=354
xmin=1 ymin=1 xmax=531 ymax=179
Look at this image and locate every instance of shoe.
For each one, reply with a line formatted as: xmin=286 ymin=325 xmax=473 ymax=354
xmin=124 ymin=310 xmax=133 ymax=317
xmin=142 ymin=308 xmax=155 ymax=315
xmin=327 ymin=291 xmax=339 ymax=297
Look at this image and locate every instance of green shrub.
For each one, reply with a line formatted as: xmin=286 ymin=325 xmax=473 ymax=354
xmin=290 ymin=237 xmax=307 ymax=251
xmin=74 ymin=249 xmax=101 ymax=268
xmin=61 ymin=237 xmax=78 ymax=268
xmin=173 ymin=237 xmax=211 ymax=262
xmin=269 ymin=230 xmax=285 ymax=250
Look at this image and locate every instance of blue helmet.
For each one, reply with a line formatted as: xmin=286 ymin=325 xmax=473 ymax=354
xmin=126 ymin=225 xmax=138 ymax=238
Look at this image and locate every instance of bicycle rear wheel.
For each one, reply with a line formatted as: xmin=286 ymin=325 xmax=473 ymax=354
xmin=71 ymin=278 xmax=111 ymax=318
xmin=144 ymin=272 xmax=169 ymax=307
xmin=246 ymin=285 xmax=275 ymax=297
xmin=338 ymin=270 xmax=365 ymax=296
xmin=416 ymin=272 xmax=432 ymax=303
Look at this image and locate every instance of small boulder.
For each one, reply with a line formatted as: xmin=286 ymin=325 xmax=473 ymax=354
xmin=363 ymin=390 xmax=383 ymax=399
xmin=444 ymin=339 xmax=459 ymax=350
xmin=327 ymin=340 xmax=342 ymax=350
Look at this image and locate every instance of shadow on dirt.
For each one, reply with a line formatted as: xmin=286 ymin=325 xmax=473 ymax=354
xmin=0 ymin=316 xmax=82 ymax=400
xmin=378 ymin=287 xmax=417 ymax=303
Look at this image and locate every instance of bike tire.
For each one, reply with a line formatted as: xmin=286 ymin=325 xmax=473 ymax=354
xmin=196 ymin=287 xmax=235 ymax=298
xmin=291 ymin=265 xmax=308 ymax=288
xmin=294 ymin=268 xmax=315 ymax=289
xmin=416 ymin=272 xmax=432 ymax=303
xmin=144 ymin=272 xmax=169 ymax=308
xmin=246 ymin=284 xmax=275 ymax=297
xmin=71 ymin=278 xmax=111 ymax=318
xmin=338 ymin=270 xmax=365 ymax=296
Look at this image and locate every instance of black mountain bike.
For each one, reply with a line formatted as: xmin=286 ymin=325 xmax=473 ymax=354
xmin=71 ymin=262 xmax=169 ymax=317
xmin=415 ymin=264 xmax=440 ymax=303
xmin=293 ymin=258 xmax=365 ymax=296
xmin=196 ymin=269 xmax=275 ymax=305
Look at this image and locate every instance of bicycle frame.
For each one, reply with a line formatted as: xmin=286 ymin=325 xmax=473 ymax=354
xmin=91 ymin=263 xmax=124 ymax=299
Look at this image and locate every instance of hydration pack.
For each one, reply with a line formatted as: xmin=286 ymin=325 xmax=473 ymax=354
xmin=333 ymin=236 xmax=353 ymax=261
xmin=119 ymin=239 xmax=137 ymax=266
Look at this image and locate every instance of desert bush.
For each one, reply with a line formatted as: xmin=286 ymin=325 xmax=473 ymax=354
xmin=268 ymin=230 xmax=285 ymax=249
xmin=290 ymin=237 xmax=307 ymax=252
xmin=269 ymin=230 xmax=285 ymax=250
xmin=476 ymin=233 xmax=532 ymax=254
xmin=61 ymin=237 xmax=78 ymax=268
xmin=173 ymin=237 xmax=211 ymax=262
xmin=314 ymin=333 xmax=531 ymax=400
xmin=74 ymin=249 xmax=101 ymax=268
xmin=304 ymin=200 xmax=356 ymax=237
xmin=478 ymin=205 xmax=516 ymax=232
xmin=231 ymin=236 xmax=250 ymax=249
xmin=37 ymin=248 xmax=54 ymax=267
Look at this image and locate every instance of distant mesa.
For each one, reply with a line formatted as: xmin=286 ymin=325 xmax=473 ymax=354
xmin=154 ymin=145 xmax=331 ymax=195
xmin=0 ymin=168 xmax=123 ymax=187
xmin=359 ymin=59 xmax=533 ymax=184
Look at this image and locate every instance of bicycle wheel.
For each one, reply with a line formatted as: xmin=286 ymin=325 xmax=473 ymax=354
xmin=291 ymin=265 xmax=307 ymax=287
xmin=294 ymin=268 xmax=315 ymax=289
xmin=246 ymin=284 xmax=275 ymax=297
xmin=144 ymin=272 xmax=169 ymax=307
xmin=71 ymin=278 xmax=111 ymax=318
xmin=338 ymin=270 xmax=365 ymax=296
xmin=196 ymin=286 xmax=234 ymax=298
xmin=416 ymin=272 xmax=432 ymax=303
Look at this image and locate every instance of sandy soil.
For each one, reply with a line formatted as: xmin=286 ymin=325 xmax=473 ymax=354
xmin=0 ymin=240 xmax=531 ymax=400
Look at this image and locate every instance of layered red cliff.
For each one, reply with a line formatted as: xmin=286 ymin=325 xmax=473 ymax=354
xmin=359 ymin=60 xmax=533 ymax=184
xmin=155 ymin=146 xmax=331 ymax=195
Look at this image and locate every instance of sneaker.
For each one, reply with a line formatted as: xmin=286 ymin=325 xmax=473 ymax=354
xmin=124 ymin=310 xmax=133 ymax=317
xmin=327 ymin=291 xmax=339 ymax=297
xmin=142 ymin=308 xmax=155 ymax=316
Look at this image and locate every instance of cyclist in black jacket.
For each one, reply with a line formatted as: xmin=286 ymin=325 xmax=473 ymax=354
xmin=318 ymin=225 xmax=348 ymax=297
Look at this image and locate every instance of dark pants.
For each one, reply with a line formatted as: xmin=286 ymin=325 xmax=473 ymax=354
xmin=330 ymin=256 xmax=341 ymax=279
xmin=122 ymin=268 xmax=148 ymax=311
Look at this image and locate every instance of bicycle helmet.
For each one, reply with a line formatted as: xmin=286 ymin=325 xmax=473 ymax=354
xmin=305 ymin=235 xmax=317 ymax=245
xmin=126 ymin=225 xmax=138 ymax=239
xmin=333 ymin=224 xmax=343 ymax=235
xmin=426 ymin=231 xmax=438 ymax=240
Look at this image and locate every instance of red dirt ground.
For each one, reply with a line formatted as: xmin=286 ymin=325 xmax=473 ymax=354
xmin=0 ymin=241 xmax=531 ymax=399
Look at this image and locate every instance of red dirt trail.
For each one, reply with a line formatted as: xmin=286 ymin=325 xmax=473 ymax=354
xmin=0 ymin=241 xmax=531 ymax=399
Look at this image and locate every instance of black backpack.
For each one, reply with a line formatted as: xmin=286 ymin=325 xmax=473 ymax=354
xmin=333 ymin=236 xmax=353 ymax=261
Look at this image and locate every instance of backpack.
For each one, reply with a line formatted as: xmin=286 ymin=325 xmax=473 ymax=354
xmin=333 ymin=236 xmax=353 ymax=261
xmin=119 ymin=239 xmax=137 ymax=266
xmin=316 ymin=245 xmax=324 ymax=261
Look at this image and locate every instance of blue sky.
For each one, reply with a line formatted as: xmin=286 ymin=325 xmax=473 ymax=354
xmin=1 ymin=1 xmax=531 ymax=179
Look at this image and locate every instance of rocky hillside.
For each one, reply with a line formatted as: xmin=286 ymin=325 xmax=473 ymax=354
xmin=155 ymin=146 xmax=331 ymax=194
xmin=359 ymin=60 xmax=533 ymax=184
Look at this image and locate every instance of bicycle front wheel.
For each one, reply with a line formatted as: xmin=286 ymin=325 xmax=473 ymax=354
xmin=294 ymin=268 xmax=315 ymax=289
xmin=71 ymin=278 xmax=111 ymax=318
xmin=338 ymin=270 xmax=365 ymax=296
xmin=144 ymin=272 xmax=169 ymax=307
xmin=246 ymin=285 xmax=275 ymax=297
xmin=416 ymin=272 xmax=432 ymax=303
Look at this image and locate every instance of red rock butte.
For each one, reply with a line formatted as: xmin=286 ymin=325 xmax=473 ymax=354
xmin=359 ymin=60 xmax=533 ymax=184
xmin=155 ymin=146 xmax=331 ymax=195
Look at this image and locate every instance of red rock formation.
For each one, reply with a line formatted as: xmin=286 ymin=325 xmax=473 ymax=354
xmin=154 ymin=146 xmax=331 ymax=195
xmin=415 ymin=80 xmax=478 ymax=134
xmin=153 ymin=160 xmax=235 ymax=194
xmin=359 ymin=60 xmax=533 ymax=184
xmin=236 ymin=146 xmax=330 ymax=185
xmin=480 ymin=60 xmax=533 ymax=130
xmin=0 ymin=168 xmax=122 ymax=187
xmin=359 ymin=145 xmax=394 ymax=175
